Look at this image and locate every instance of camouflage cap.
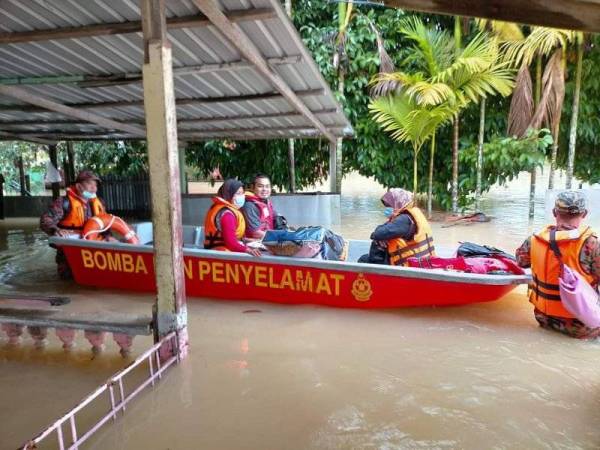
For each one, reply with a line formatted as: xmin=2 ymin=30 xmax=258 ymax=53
xmin=555 ymin=190 xmax=587 ymax=215
xmin=75 ymin=170 xmax=100 ymax=183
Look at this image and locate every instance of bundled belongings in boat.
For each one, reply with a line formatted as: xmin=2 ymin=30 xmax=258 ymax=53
xmin=456 ymin=241 xmax=516 ymax=261
xmin=406 ymin=255 xmax=524 ymax=275
xmin=262 ymin=227 xmax=348 ymax=260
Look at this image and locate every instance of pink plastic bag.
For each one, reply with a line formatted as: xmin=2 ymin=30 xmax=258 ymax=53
xmin=406 ymin=256 xmax=524 ymax=275
xmin=559 ymin=265 xmax=600 ymax=328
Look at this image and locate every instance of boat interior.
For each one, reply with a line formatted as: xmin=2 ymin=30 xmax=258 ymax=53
xmin=134 ymin=222 xmax=373 ymax=263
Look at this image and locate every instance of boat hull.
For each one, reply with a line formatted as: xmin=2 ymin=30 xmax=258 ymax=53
xmin=53 ymin=239 xmax=530 ymax=309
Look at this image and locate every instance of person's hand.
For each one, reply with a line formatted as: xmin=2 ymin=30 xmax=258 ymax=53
xmin=55 ymin=228 xmax=70 ymax=237
xmin=245 ymin=247 xmax=262 ymax=257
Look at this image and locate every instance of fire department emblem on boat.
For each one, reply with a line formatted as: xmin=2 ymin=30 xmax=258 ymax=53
xmin=351 ymin=273 xmax=372 ymax=302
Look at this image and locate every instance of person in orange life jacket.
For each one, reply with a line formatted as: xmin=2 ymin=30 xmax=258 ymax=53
xmin=516 ymin=190 xmax=600 ymax=339
xmin=241 ymin=173 xmax=278 ymax=239
xmin=358 ymin=188 xmax=435 ymax=266
xmin=203 ymin=178 xmax=262 ymax=256
xmin=40 ymin=170 xmax=114 ymax=279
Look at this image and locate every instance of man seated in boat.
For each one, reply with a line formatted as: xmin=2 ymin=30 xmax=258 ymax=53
xmin=40 ymin=170 xmax=111 ymax=279
xmin=203 ymin=178 xmax=262 ymax=256
xmin=241 ymin=173 xmax=278 ymax=240
xmin=516 ymin=191 xmax=600 ymax=339
xmin=359 ymin=188 xmax=435 ymax=266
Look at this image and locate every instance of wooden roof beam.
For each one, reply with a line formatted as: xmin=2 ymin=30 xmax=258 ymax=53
xmin=0 ymin=130 xmax=57 ymax=145
xmin=0 ymin=8 xmax=275 ymax=45
xmin=0 ymin=88 xmax=324 ymax=113
xmin=191 ymin=0 xmax=336 ymax=143
xmin=0 ymin=85 xmax=145 ymax=136
xmin=0 ymin=108 xmax=339 ymax=128
xmin=383 ymin=0 xmax=600 ymax=33
xmin=0 ymin=56 xmax=301 ymax=88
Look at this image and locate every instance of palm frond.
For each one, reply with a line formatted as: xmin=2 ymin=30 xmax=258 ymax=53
xmin=366 ymin=17 xmax=396 ymax=98
xmin=507 ymin=64 xmax=534 ymax=137
xmin=528 ymin=49 xmax=565 ymax=133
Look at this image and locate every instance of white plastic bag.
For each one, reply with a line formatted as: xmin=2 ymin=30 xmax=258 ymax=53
xmin=44 ymin=161 xmax=62 ymax=184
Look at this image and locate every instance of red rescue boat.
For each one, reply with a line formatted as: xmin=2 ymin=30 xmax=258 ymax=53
xmin=50 ymin=223 xmax=530 ymax=309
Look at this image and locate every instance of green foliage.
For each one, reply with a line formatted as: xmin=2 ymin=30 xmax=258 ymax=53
xmin=69 ymin=141 xmax=148 ymax=177
xmin=459 ymin=129 xmax=553 ymax=207
xmin=185 ymin=139 xmax=328 ymax=191
xmin=0 ymin=142 xmax=48 ymax=194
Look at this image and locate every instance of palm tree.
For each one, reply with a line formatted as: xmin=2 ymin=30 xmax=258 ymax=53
xmin=371 ymin=17 xmax=514 ymax=215
xmin=474 ymin=19 xmax=524 ymax=210
xmin=369 ymin=93 xmax=456 ymax=196
xmin=505 ymin=27 xmax=578 ymax=196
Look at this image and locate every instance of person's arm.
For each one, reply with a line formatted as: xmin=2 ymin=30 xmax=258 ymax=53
xmin=40 ymin=197 xmax=67 ymax=236
xmin=370 ymin=214 xmax=416 ymax=241
xmin=241 ymin=203 xmax=264 ymax=238
xmin=579 ymin=235 xmax=600 ymax=283
xmin=515 ymin=237 xmax=532 ymax=268
xmin=220 ymin=211 xmax=260 ymax=255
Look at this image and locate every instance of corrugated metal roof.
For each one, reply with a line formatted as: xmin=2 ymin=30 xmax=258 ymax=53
xmin=0 ymin=0 xmax=352 ymax=142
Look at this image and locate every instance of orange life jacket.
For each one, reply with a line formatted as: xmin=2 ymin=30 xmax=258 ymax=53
xmin=530 ymin=225 xmax=597 ymax=319
xmin=58 ymin=187 xmax=105 ymax=231
xmin=203 ymin=197 xmax=246 ymax=251
xmin=387 ymin=206 xmax=435 ymax=266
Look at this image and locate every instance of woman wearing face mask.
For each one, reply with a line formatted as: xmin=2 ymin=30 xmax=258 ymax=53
xmin=358 ymin=188 xmax=435 ymax=266
xmin=204 ymin=178 xmax=262 ymax=256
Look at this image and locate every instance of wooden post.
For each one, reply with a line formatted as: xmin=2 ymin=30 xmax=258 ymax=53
xmin=17 ymin=156 xmax=26 ymax=196
xmin=141 ymin=0 xmax=188 ymax=358
xmin=329 ymin=141 xmax=337 ymax=193
xmin=48 ymin=144 xmax=60 ymax=200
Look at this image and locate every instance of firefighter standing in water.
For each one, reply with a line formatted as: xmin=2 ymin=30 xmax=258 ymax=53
xmin=516 ymin=191 xmax=600 ymax=338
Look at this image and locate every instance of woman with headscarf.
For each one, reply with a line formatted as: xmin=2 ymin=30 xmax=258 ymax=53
xmin=203 ymin=178 xmax=261 ymax=256
xmin=359 ymin=188 xmax=435 ymax=265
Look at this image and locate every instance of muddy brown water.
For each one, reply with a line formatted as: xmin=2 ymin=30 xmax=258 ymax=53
xmin=1 ymin=171 xmax=600 ymax=449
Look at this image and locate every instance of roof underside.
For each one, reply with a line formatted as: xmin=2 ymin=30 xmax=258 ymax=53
xmin=0 ymin=0 xmax=352 ymax=143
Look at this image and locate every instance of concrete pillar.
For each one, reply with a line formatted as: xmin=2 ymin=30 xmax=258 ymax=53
xmin=141 ymin=0 xmax=188 ymax=357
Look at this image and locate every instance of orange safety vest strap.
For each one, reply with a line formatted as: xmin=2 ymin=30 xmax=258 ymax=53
xmin=389 ymin=236 xmax=434 ymax=257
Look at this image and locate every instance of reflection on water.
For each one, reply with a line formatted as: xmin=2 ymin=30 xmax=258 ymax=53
xmin=2 ymin=171 xmax=600 ymax=449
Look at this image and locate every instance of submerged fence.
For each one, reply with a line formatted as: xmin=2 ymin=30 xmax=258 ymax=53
xmin=98 ymin=173 xmax=151 ymax=219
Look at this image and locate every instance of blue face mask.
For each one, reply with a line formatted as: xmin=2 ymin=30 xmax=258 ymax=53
xmin=383 ymin=207 xmax=394 ymax=218
xmin=82 ymin=191 xmax=97 ymax=200
xmin=233 ymin=195 xmax=245 ymax=208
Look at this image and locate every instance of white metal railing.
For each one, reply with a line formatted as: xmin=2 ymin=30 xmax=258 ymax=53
xmin=20 ymin=331 xmax=180 ymax=450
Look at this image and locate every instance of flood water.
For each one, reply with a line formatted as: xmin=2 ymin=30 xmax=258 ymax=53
xmin=2 ymin=169 xmax=600 ymax=449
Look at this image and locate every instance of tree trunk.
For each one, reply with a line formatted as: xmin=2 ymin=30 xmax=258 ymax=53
xmin=451 ymin=117 xmax=459 ymax=213
xmin=451 ymin=16 xmax=461 ymax=214
xmin=529 ymin=54 xmax=543 ymax=219
xmin=48 ymin=144 xmax=60 ymax=200
xmin=334 ymin=71 xmax=344 ymax=194
xmin=566 ymin=34 xmax=584 ymax=189
xmin=285 ymin=0 xmax=296 ymax=193
xmin=475 ymin=98 xmax=485 ymax=211
xmin=549 ymin=48 xmax=567 ymax=190
xmin=18 ymin=156 xmax=26 ymax=196
xmin=66 ymin=141 xmax=75 ymax=185
xmin=413 ymin=151 xmax=418 ymax=197
xmin=427 ymin=132 xmax=436 ymax=218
